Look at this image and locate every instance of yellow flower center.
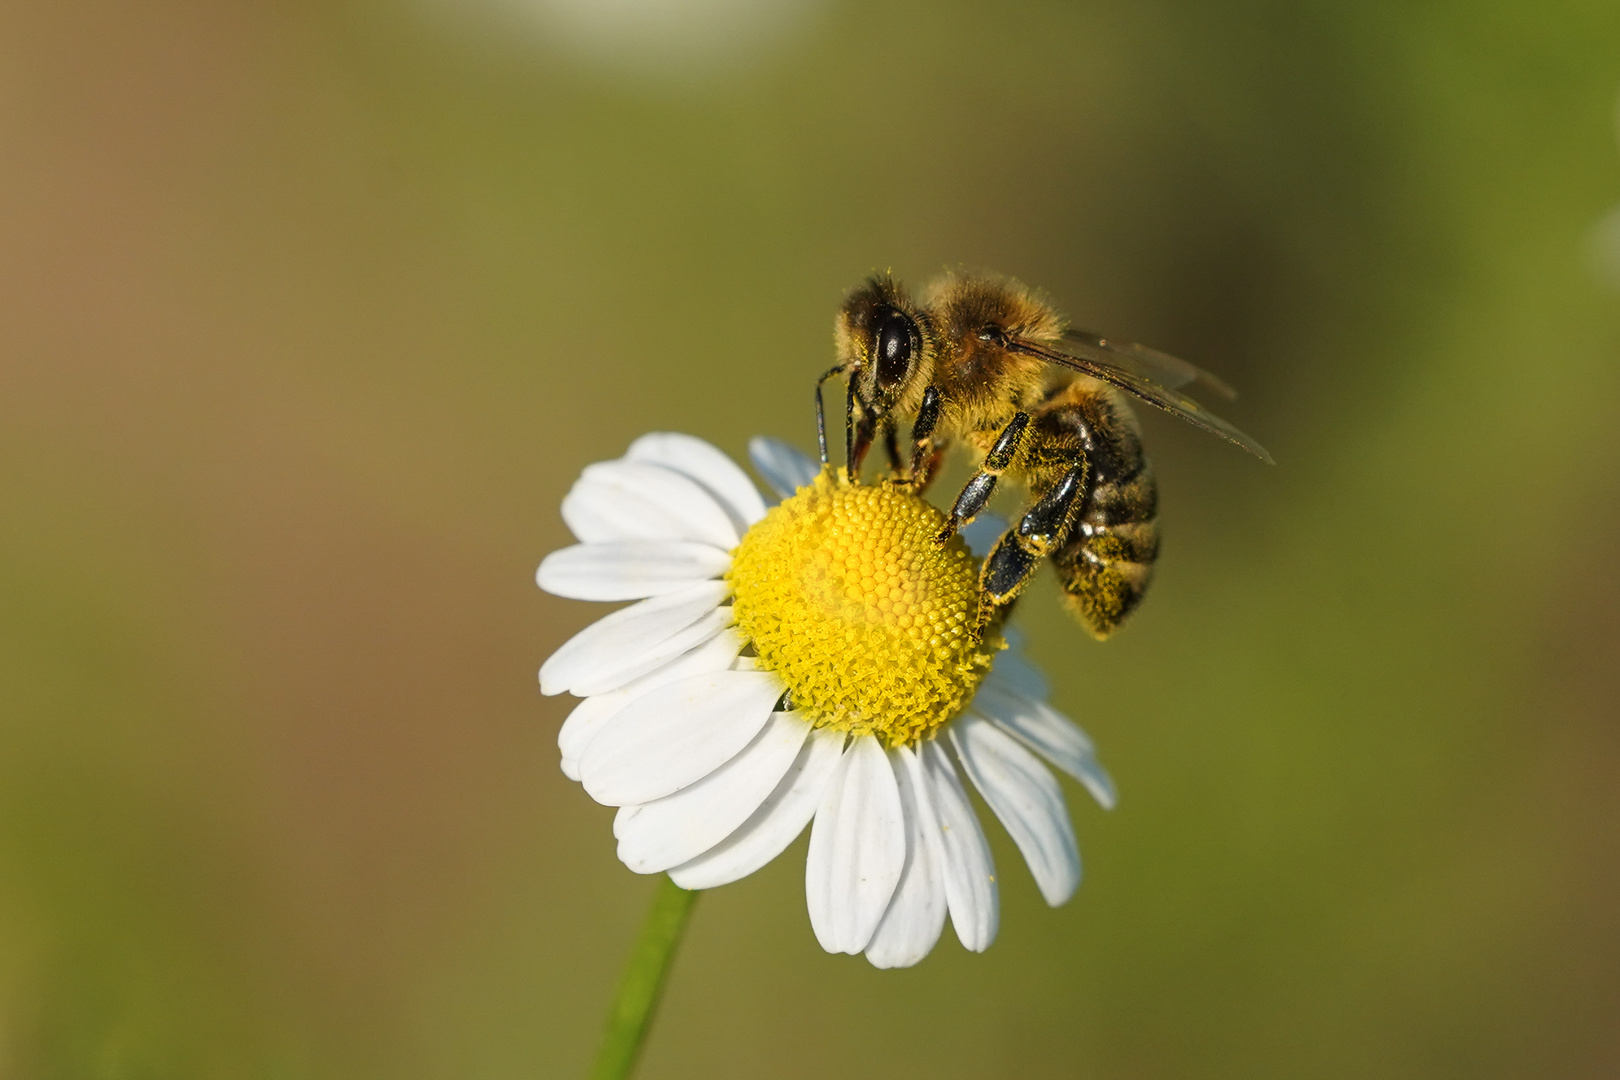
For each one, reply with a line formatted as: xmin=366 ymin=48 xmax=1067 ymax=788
xmin=728 ymin=469 xmax=1000 ymax=747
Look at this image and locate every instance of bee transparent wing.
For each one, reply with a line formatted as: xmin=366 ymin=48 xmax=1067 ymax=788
xmin=1011 ymin=339 xmax=1275 ymax=464
xmin=1062 ymin=328 xmax=1238 ymax=401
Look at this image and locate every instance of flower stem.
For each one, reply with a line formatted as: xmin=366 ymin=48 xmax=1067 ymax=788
xmin=589 ymin=876 xmax=699 ymax=1080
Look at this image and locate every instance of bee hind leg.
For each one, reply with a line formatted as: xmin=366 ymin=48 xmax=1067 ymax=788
xmin=978 ymin=462 xmax=1087 ymax=619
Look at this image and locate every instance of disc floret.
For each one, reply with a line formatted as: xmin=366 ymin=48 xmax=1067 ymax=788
xmin=728 ymin=469 xmax=999 ymax=746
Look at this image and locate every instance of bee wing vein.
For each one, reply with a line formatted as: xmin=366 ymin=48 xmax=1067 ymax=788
xmin=1061 ymin=328 xmax=1238 ymax=401
xmin=1011 ymin=339 xmax=1275 ymax=464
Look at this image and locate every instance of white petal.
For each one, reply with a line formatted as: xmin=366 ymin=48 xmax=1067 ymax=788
xmin=958 ymin=513 xmax=1008 ymax=560
xmin=613 ymin=803 xmax=642 ymax=839
xmin=950 ymin=713 xmax=1081 ymax=907
xmin=864 ymin=746 xmax=948 ymax=969
xmin=559 ymin=698 xmax=631 ymax=770
xmin=579 ymin=669 xmax=784 ymax=806
xmin=918 ymin=739 xmax=999 ymax=952
xmin=557 ymin=629 xmax=744 ymax=778
xmin=561 ymin=460 xmax=739 ymax=548
xmin=577 ymin=608 xmax=736 ymax=699
xmin=748 ymin=436 xmax=820 ymax=501
xmin=668 ymin=725 xmax=844 ymax=890
xmin=559 ymin=488 xmax=639 ymax=546
xmin=615 ymin=712 xmax=811 ymax=874
xmin=972 ymin=681 xmax=1116 ymax=810
xmin=538 ymin=580 xmax=730 ymax=697
xmin=805 ymin=734 xmax=907 ymax=954
xmin=984 ymin=648 xmax=1049 ymax=701
xmin=537 ymin=541 xmax=731 ymax=601
xmin=626 ymin=433 xmax=767 ymax=531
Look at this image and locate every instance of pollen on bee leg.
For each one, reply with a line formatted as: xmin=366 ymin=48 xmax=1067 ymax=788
xmin=727 ymin=468 xmax=1001 ymax=747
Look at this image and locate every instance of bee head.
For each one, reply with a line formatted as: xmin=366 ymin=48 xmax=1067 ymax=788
xmin=835 ymin=274 xmax=931 ymax=420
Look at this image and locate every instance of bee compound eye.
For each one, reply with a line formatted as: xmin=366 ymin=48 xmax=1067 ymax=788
xmin=873 ymin=309 xmax=915 ymax=391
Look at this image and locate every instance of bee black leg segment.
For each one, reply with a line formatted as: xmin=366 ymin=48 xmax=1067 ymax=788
xmin=850 ymin=415 xmax=878 ymax=480
xmin=883 ymin=422 xmax=902 ymax=475
xmin=1015 ymin=462 xmax=1087 ymax=556
xmin=912 ymin=386 xmax=941 ymax=444
xmin=844 ymin=380 xmax=877 ymax=481
xmin=977 ymin=459 xmax=1090 ymax=617
xmin=908 ymin=386 xmax=943 ymax=488
xmin=911 ymin=447 xmax=945 ymax=493
xmin=981 ymin=530 xmax=1040 ymax=607
xmin=942 ymin=473 xmax=999 ymax=539
xmin=935 ymin=411 xmax=1029 ymax=541
xmin=984 ymin=412 xmax=1031 ymax=472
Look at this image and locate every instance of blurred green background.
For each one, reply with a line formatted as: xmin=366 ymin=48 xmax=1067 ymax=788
xmin=3 ymin=0 xmax=1619 ymax=1076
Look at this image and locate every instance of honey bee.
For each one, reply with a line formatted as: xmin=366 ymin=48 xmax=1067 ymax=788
xmin=815 ymin=270 xmax=1272 ymax=639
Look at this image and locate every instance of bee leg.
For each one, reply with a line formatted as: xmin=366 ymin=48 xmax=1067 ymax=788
xmin=849 ymin=414 xmax=879 ymax=482
xmin=1014 ymin=462 xmax=1087 ymax=558
xmin=907 ymin=385 xmax=944 ymax=492
xmin=882 ymin=421 xmax=903 ymax=476
xmin=980 ymin=461 xmax=1089 ymax=614
xmin=936 ymin=411 xmax=1030 ymax=542
xmin=911 ymin=444 xmax=946 ymax=494
xmin=845 ymin=380 xmax=880 ymax=482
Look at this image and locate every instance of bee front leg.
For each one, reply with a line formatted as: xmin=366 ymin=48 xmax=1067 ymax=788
xmin=882 ymin=421 xmax=903 ymax=476
xmin=936 ymin=411 xmax=1030 ymax=542
xmin=849 ymin=414 xmax=879 ymax=481
xmin=907 ymin=385 xmax=944 ymax=492
xmin=980 ymin=460 xmax=1089 ymax=615
xmin=845 ymin=380 xmax=881 ymax=482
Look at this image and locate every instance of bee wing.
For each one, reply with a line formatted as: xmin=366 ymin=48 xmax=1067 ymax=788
xmin=1011 ymin=338 xmax=1275 ymax=464
xmin=1062 ymin=328 xmax=1238 ymax=401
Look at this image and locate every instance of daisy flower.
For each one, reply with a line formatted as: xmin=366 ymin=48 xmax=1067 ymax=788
xmin=537 ymin=432 xmax=1115 ymax=968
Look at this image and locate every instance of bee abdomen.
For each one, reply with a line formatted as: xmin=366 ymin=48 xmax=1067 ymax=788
xmin=1052 ymin=466 xmax=1159 ymax=640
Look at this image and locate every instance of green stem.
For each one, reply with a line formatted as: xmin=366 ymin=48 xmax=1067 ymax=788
xmin=589 ymin=876 xmax=700 ymax=1080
